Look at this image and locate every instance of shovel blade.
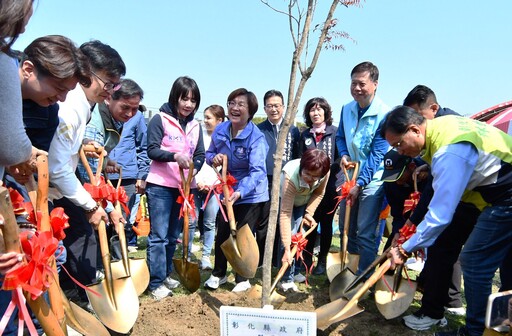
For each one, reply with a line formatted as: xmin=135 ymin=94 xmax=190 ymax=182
xmin=86 ymin=277 xmax=139 ymax=334
xmin=375 ymin=275 xmax=417 ymax=320
xmin=111 ymin=258 xmax=150 ymax=296
xmin=326 ymin=252 xmax=359 ymax=282
xmin=316 ymin=297 xmax=364 ymax=330
xmin=173 ymin=258 xmax=201 ymax=293
xmin=329 ymin=267 xmax=367 ymax=301
xmin=246 ymin=284 xmax=286 ymax=308
xmin=220 ymin=223 xmax=259 ymax=279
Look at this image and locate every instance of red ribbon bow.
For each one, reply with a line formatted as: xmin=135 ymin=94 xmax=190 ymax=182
xmin=291 ymin=232 xmax=313 ymax=285
xmin=49 ymin=207 xmax=70 ymax=241
xmin=397 ymin=224 xmax=417 ymax=245
xmin=328 ymin=179 xmax=357 ymax=214
xmin=403 ymin=191 xmax=421 ymax=216
xmin=107 ymin=185 xmax=130 ymax=215
xmin=177 ymin=185 xmax=197 ymax=220
xmin=2 ymin=231 xmax=59 ymax=300
xmin=83 ymin=176 xmax=113 ymax=208
xmin=213 ymin=173 xmax=237 ymax=195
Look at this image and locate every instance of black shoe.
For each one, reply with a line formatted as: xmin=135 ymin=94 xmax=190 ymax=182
xmin=312 ymin=261 xmax=326 ymax=275
xmin=434 ymin=326 xmax=469 ymax=336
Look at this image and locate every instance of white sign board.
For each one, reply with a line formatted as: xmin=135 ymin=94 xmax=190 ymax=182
xmin=220 ymin=305 xmax=316 ymax=336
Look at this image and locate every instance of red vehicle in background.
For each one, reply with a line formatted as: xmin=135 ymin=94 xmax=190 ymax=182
xmin=471 ymin=100 xmax=512 ymax=135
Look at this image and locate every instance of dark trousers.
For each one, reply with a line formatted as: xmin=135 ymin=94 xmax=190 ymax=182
xmin=54 ymin=197 xmax=97 ymax=303
xmin=212 ymin=202 xmax=267 ymax=283
xmin=304 ymin=190 xmax=337 ymax=267
xmin=419 ymin=202 xmax=480 ymax=319
xmin=110 ymin=178 xmax=137 ymax=246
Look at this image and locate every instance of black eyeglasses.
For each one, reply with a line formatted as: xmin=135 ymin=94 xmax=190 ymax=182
xmin=91 ymin=71 xmax=121 ymax=92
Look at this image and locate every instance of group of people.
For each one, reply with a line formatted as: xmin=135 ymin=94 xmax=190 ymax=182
xmin=1 ymin=2 xmax=511 ymax=336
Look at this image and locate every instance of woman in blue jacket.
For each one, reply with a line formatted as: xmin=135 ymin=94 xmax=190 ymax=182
xmin=204 ymin=88 xmax=269 ymax=292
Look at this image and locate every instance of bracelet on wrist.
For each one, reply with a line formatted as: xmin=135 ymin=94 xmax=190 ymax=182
xmin=85 ymin=203 xmax=100 ymax=214
xmin=397 ymin=244 xmax=412 ymax=260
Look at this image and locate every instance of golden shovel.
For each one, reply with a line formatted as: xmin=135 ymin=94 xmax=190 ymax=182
xmin=219 ymin=154 xmax=259 ymax=279
xmin=316 ymin=258 xmax=392 ymax=330
xmin=105 ymin=171 xmax=149 ymax=296
xmin=26 ymin=156 xmax=109 ymax=335
xmin=247 ymin=218 xmax=318 ymax=308
xmin=326 ymin=162 xmax=360 ymax=282
xmin=374 ymin=264 xmax=417 ymax=319
xmin=172 ymin=162 xmax=200 ymax=293
xmin=79 ymin=145 xmax=139 ymax=333
xmin=0 ymin=186 xmax=64 ymax=336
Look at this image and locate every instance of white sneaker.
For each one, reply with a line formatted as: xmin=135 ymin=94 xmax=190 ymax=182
xmin=127 ymin=246 xmax=138 ymax=253
xmin=278 ymin=281 xmax=299 ymax=292
xmin=164 ymin=276 xmax=180 ymax=289
xmin=403 ymin=313 xmax=447 ymax=331
xmin=204 ymin=274 xmax=227 ymax=290
xmin=150 ymin=284 xmax=172 ymax=300
xmin=445 ymin=307 xmax=466 ymax=316
xmin=191 ymin=244 xmax=200 ymax=253
xmin=293 ymin=273 xmax=306 ymax=283
xmin=201 ymin=256 xmax=213 ymax=270
xmin=232 ymin=280 xmax=251 ymax=292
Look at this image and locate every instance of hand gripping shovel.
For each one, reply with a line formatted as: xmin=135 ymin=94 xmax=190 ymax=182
xmin=172 ymin=162 xmax=200 ymax=293
xmin=219 ymin=154 xmax=259 ymax=279
xmin=106 ymin=170 xmax=149 ymax=296
xmin=326 ymin=162 xmax=360 ymax=282
xmin=330 ymin=246 xmax=391 ymax=301
xmin=375 ymin=262 xmax=416 ymax=320
xmin=316 ymin=258 xmax=392 ymax=330
xmin=0 ymin=185 xmax=64 ymax=336
xmin=247 ymin=218 xmax=318 ymax=308
xmin=79 ymin=146 xmax=139 ymax=334
xmin=26 ymin=156 xmax=109 ymax=336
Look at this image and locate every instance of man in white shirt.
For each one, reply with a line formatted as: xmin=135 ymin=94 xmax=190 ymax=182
xmin=48 ymin=40 xmax=126 ymax=308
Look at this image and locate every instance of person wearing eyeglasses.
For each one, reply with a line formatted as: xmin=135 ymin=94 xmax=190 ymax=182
xmin=257 ymin=89 xmax=300 ymax=269
xmin=47 ymin=40 xmax=126 ymax=310
xmin=299 ymin=97 xmax=341 ymax=276
xmin=145 ymin=76 xmax=205 ymax=300
xmin=335 ymin=61 xmax=390 ymax=279
xmin=204 ymin=88 xmax=269 ymax=292
xmin=381 ymin=107 xmax=512 ymax=336
xmin=278 ymin=149 xmax=330 ymax=292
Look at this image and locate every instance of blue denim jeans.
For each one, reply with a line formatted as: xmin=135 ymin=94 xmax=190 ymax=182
xmin=280 ymin=205 xmax=306 ymax=283
xmin=199 ymin=191 xmax=219 ymax=258
xmin=460 ymin=204 xmax=512 ymax=336
xmin=341 ymin=180 xmax=384 ymax=276
xmin=146 ymin=183 xmax=183 ymax=290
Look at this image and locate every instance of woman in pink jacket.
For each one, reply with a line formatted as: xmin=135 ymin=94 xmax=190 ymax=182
xmin=145 ymin=76 xmax=205 ymax=300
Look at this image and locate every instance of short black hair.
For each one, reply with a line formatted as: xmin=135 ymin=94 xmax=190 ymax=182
xmin=403 ymin=85 xmax=437 ymax=107
xmin=80 ymin=40 xmax=126 ymax=78
xmin=351 ymin=61 xmax=379 ymax=82
xmin=380 ymin=105 xmax=425 ymax=138
xmin=111 ymin=78 xmax=144 ymax=101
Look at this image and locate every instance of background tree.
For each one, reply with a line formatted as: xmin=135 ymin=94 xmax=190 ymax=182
xmin=260 ymin=0 xmax=361 ymax=307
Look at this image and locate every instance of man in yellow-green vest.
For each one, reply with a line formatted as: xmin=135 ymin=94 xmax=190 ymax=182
xmin=380 ymin=106 xmax=512 ymax=336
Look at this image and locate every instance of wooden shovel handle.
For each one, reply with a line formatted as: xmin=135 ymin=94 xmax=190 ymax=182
xmin=0 ymin=187 xmax=64 ymax=336
xmin=220 ymin=155 xmax=237 ymax=234
xmin=270 ymin=218 xmax=318 ymax=292
xmin=178 ymin=161 xmax=194 ymax=259
xmin=80 ymin=145 xmax=106 ymax=185
xmin=342 ymin=161 xmax=359 ymax=182
xmin=330 ymin=259 xmax=391 ymax=323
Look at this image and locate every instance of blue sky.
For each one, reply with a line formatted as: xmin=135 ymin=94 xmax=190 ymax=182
xmin=15 ymin=0 xmax=512 ymax=123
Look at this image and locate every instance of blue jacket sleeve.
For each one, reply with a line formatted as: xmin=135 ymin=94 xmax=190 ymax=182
xmin=236 ymin=136 xmax=268 ymax=199
xmin=135 ymin=115 xmax=150 ymax=180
